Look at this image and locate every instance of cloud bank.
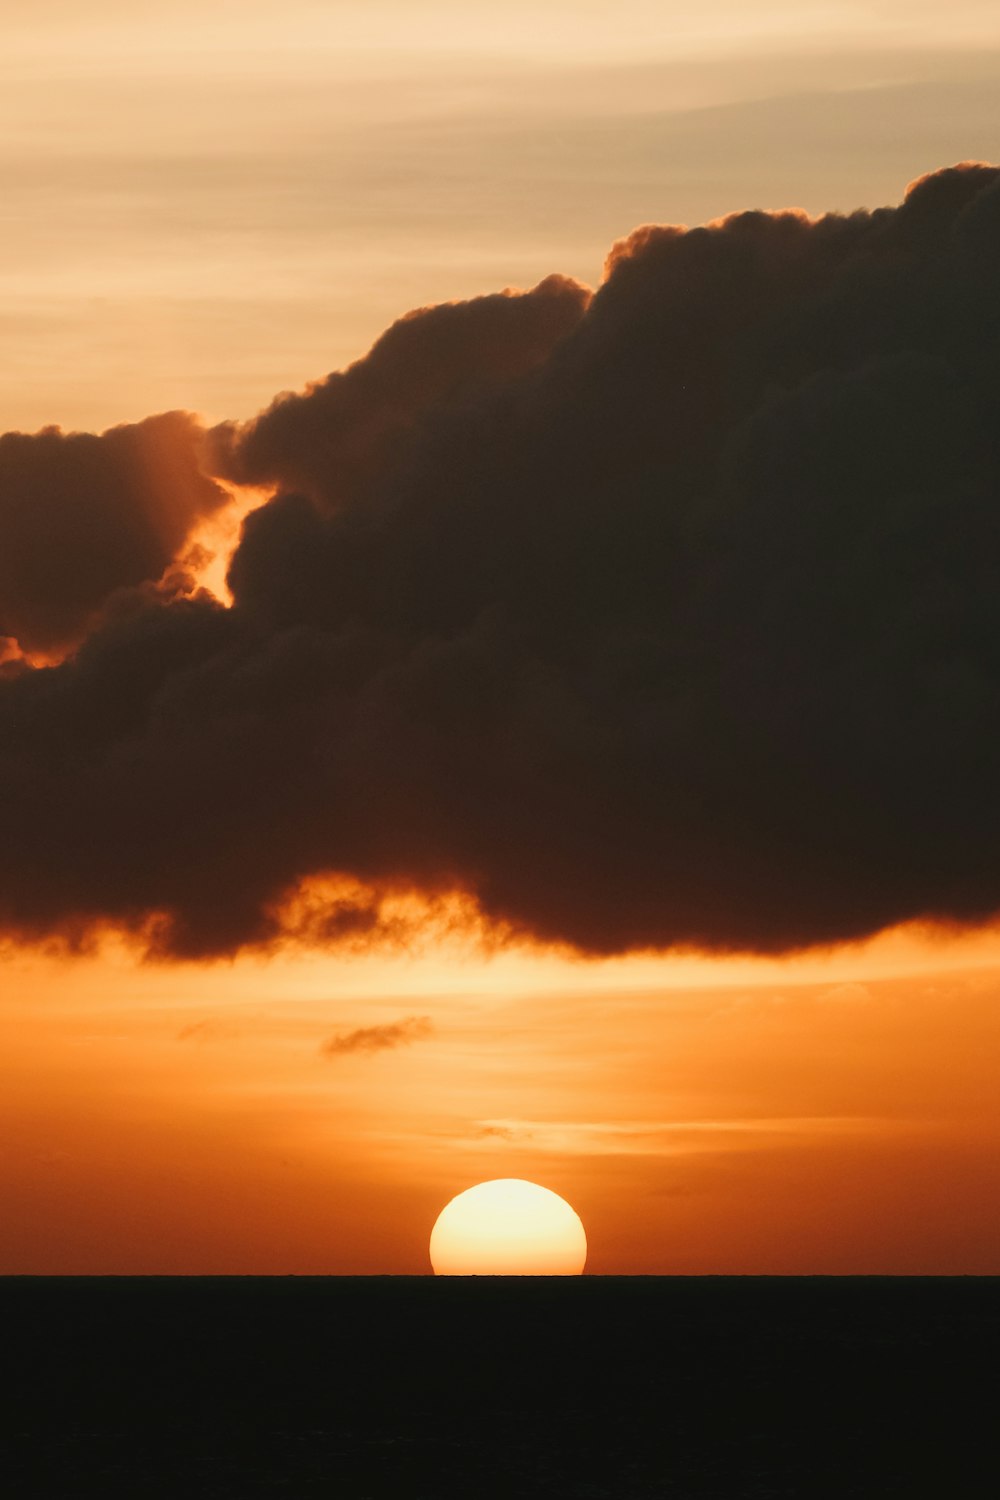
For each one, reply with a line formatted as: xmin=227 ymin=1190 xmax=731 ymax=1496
xmin=0 ymin=412 xmax=228 ymax=654
xmin=2 ymin=163 xmax=1000 ymax=959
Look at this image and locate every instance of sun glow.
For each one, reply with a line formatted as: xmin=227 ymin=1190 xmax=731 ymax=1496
xmin=429 ymin=1178 xmax=587 ymax=1275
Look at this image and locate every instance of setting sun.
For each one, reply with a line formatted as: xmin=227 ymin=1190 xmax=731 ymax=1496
xmin=429 ymin=1179 xmax=588 ymax=1275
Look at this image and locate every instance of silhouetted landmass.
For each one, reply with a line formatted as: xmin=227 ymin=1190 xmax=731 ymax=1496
xmin=3 ymin=1276 xmax=998 ymax=1497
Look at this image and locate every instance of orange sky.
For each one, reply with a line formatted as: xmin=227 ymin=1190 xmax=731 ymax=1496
xmin=4 ymin=924 xmax=1000 ymax=1273
xmin=3 ymin=3 xmax=1000 ymax=1275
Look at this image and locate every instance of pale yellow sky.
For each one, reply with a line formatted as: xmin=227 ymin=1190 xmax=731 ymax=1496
xmin=7 ymin=3 xmax=1000 ymax=62
xmin=0 ymin=1 xmax=998 ymax=432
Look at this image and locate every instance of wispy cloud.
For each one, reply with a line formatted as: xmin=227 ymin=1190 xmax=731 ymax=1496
xmin=475 ymin=1122 xmax=534 ymax=1143
xmin=320 ymin=1015 xmax=434 ymax=1057
xmin=471 ymin=1115 xmax=892 ymax=1157
xmin=176 ymin=1018 xmax=242 ymax=1043
xmin=819 ymin=982 xmax=873 ymax=1005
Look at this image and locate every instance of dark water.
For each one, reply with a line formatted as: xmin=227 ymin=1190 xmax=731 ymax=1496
xmin=4 ymin=1276 xmax=998 ymax=1498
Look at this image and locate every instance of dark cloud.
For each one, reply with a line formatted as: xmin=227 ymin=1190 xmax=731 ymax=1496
xmin=3 ymin=167 xmax=1000 ymax=959
xmin=212 ymin=273 xmax=590 ymax=505
xmin=320 ymin=1016 xmax=434 ymax=1057
xmin=0 ymin=412 xmax=229 ymax=653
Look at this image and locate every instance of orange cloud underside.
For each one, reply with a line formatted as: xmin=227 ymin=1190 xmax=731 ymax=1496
xmin=3 ymin=926 xmax=1000 ymax=1273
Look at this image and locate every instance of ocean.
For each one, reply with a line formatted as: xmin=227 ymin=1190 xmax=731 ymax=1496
xmin=4 ymin=1276 xmax=997 ymax=1497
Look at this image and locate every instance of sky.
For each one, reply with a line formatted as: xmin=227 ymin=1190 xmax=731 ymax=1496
xmin=3 ymin=0 xmax=1000 ymax=429
xmin=3 ymin=1 xmax=1000 ymax=1274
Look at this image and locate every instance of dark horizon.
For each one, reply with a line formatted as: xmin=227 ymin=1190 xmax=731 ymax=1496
xmin=7 ymin=1274 xmax=999 ymax=1496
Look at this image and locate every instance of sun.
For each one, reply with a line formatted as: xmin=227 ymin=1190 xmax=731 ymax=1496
xmin=429 ymin=1178 xmax=587 ymax=1275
